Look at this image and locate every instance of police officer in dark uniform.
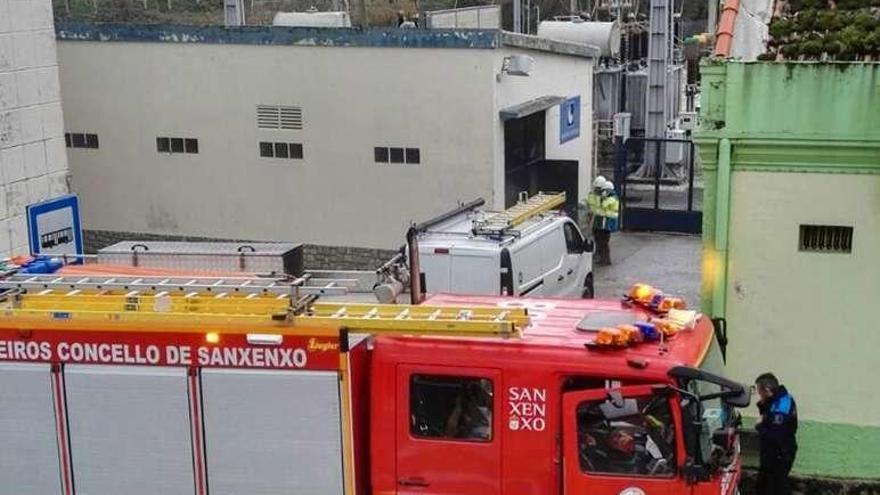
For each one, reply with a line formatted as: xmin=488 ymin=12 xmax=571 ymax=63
xmin=754 ymin=373 xmax=798 ymax=495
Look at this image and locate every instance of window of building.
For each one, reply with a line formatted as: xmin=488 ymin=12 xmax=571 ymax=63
xmin=157 ymin=137 xmax=199 ymax=154
xmin=410 ymin=374 xmax=493 ymax=442
xmin=405 ymin=148 xmax=421 ymax=164
xmin=374 ymin=146 xmax=421 ymax=165
xmin=374 ymin=147 xmax=390 ymax=163
xmin=65 ymin=132 xmax=99 ymax=149
xmin=576 ymin=393 xmax=676 ymax=477
xmin=259 ymin=142 xmax=304 ymax=160
xmin=799 ymin=225 xmax=853 ymax=253
xmin=257 ymin=105 xmax=303 ymax=130
xmin=389 ymin=147 xmax=405 ymax=164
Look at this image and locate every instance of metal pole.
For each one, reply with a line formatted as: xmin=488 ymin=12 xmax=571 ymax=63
xmin=526 ymin=0 xmax=530 ymax=34
xmin=653 ymin=141 xmax=661 ymax=210
xmin=708 ymin=0 xmax=718 ymax=34
xmin=687 ymin=141 xmax=695 ymax=211
xmin=513 ymin=0 xmax=522 ymax=33
xmin=359 ymin=0 xmax=368 ymax=27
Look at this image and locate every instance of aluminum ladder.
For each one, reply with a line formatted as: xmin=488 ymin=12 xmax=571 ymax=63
xmin=473 ymin=191 xmax=566 ymax=236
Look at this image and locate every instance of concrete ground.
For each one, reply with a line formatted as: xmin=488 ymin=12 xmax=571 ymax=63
xmin=593 ymin=231 xmax=702 ymax=306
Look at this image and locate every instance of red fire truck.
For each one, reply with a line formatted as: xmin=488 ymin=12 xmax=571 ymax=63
xmin=0 ymin=268 xmax=748 ymax=495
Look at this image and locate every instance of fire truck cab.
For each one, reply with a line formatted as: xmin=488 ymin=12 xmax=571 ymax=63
xmin=371 ymin=294 xmax=747 ymax=495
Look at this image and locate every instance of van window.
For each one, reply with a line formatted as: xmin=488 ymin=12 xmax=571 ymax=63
xmin=563 ymin=222 xmax=584 ymax=254
xmin=410 ymin=375 xmax=493 ymax=442
xmin=576 ymin=393 xmax=676 ymax=477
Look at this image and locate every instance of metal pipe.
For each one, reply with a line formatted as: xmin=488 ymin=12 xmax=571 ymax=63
xmin=687 ymin=141 xmax=695 ymax=211
xmin=712 ymin=138 xmax=732 ymax=318
xmin=653 ymin=142 xmax=661 ymax=210
xmin=412 ymin=198 xmax=485 ymax=233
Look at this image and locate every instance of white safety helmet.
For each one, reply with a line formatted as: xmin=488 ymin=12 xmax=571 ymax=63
xmin=592 ymin=176 xmax=608 ymax=189
xmin=602 ymin=180 xmax=616 ymax=192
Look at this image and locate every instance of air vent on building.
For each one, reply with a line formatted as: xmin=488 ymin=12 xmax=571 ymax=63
xmin=799 ymin=225 xmax=853 ymax=254
xmin=257 ymin=105 xmax=303 ymax=130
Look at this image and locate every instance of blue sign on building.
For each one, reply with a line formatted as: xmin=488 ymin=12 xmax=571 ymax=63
xmin=559 ymin=96 xmax=581 ymax=144
xmin=26 ymin=194 xmax=83 ymax=257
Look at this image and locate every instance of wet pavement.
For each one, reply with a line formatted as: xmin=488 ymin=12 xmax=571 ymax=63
xmin=593 ymin=231 xmax=702 ymax=306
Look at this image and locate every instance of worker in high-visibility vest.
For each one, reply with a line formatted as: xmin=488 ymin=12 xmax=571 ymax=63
xmin=586 ymin=177 xmax=620 ymax=265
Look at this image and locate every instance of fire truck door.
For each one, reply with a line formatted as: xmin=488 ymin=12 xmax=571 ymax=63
xmin=397 ymin=365 xmax=501 ymax=495
xmin=562 ymin=385 xmax=686 ymax=495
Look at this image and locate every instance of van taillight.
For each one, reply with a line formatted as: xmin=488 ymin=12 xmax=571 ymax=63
xmin=434 ymin=248 xmax=449 ymax=254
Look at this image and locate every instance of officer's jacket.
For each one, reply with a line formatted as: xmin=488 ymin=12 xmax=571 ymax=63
xmin=756 ymin=386 xmax=798 ymax=464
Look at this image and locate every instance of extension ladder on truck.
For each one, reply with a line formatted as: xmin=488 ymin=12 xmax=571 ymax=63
xmin=0 ymin=274 xmax=529 ymax=337
xmin=473 ymin=191 xmax=566 ymax=236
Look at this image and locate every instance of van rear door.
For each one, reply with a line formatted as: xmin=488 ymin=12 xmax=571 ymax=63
xmin=419 ymin=249 xmax=452 ymax=294
xmin=449 ymin=250 xmax=500 ymax=295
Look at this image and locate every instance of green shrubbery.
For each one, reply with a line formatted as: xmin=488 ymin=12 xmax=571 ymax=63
xmin=764 ymin=0 xmax=880 ymax=60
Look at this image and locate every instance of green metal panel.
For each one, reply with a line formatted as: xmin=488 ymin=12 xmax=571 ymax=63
xmin=741 ymin=417 xmax=880 ymax=479
xmin=699 ymin=61 xmax=880 ymax=141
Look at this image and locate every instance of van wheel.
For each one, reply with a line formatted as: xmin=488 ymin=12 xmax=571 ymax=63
xmin=582 ymin=273 xmax=594 ymax=299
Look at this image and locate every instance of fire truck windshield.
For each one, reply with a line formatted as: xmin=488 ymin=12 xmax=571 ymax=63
xmin=576 ymin=391 xmax=676 ymax=477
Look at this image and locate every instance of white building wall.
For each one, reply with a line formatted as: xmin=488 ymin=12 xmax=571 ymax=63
xmin=493 ymin=48 xmax=593 ymax=209
xmin=0 ymin=0 xmax=69 ymax=257
xmin=58 ymin=41 xmax=503 ymax=249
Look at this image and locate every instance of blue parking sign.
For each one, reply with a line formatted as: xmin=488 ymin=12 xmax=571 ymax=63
xmin=560 ymin=96 xmax=581 ymax=144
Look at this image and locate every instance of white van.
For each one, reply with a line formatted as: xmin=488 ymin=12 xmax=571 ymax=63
xmin=408 ymin=194 xmax=594 ymax=299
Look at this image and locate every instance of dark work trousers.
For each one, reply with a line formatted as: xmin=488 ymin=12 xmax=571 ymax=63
xmin=593 ymin=227 xmax=611 ymax=265
xmin=756 ymin=457 xmax=794 ymax=495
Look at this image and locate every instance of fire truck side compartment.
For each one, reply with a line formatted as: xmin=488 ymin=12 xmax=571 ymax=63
xmin=0 ymin=363 xmax=63 ymax=495
xmin=200 ymin=369 xmax=345 ymax=495
xmin=64 ymin=365 xmax=196 ymax=495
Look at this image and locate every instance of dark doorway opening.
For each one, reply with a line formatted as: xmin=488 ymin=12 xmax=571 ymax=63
xmin=504 ymin=111 xmax=579 ymax=215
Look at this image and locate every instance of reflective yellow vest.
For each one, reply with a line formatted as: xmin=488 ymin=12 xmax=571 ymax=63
xmin=586 ymin=192 xmax=604 ymax=216
xmin=602 ymin=195 xmax=619 ymax=219
xmin=584 ymin=193 xmax=620 ymax=231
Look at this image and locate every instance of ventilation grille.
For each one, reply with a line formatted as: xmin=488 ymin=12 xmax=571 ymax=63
xmin=257 ymin=105 xmax=303 ymax=130
xmin=799 ymin=225 xmax=853 ymax=254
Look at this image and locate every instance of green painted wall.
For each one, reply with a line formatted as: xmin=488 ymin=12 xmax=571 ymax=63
xmin=741 ymin=418 xmax=880 ymax=479
xmin=696 ymin=61 xmax=880 ymax=479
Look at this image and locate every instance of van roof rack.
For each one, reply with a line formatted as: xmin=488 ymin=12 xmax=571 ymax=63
xmin=472 ymin=192 xmax=566 ymax=237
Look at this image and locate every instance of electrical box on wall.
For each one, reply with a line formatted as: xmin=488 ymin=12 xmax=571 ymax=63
xmin=679 ymin=112 xmax=697 ymax=131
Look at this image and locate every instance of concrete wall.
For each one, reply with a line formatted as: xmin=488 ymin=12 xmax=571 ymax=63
xmin=726 ymin=172 xmax=880 ymax=477
xmin=726 ymin=172 xmax=880 ymax=427
xmin=57 ymin=32 xmax=592 ymax=253
xmin=697 ymin=61 xmax=880 ymax=478
xmin=58 ymin=40 xmax=501 ymax=250
xmin=0 ymin=0 xmax=69 ymax=257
